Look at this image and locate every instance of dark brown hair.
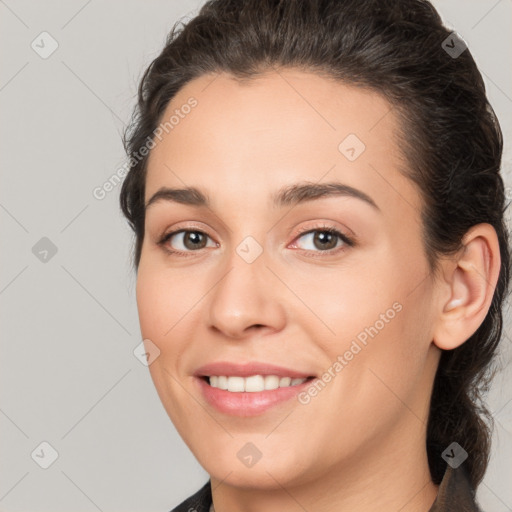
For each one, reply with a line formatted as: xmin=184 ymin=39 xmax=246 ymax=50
xmin=120 ymin=0 xmax=511 ymax=490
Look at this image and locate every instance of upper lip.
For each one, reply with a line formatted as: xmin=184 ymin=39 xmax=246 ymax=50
xmin=194 ymin=361 xmax=315 ymax=379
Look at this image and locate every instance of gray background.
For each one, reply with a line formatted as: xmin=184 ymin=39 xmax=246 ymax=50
xmin=1 ymin=1 xmax=511 ymax=511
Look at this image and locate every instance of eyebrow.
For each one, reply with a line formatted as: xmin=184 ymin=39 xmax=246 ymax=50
xmin=145 ymin=181 xmax=380 ymax=212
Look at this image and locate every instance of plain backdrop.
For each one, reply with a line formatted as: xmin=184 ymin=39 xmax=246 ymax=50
xmin=1 ymin=1 xmax=511 ymax=511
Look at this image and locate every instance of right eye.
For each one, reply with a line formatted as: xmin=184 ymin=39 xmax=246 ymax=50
xmin=158 ymin=229 xmax=218 ymax=255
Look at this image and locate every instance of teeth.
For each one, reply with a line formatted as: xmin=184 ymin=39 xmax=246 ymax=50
xmin=227 ymin=376 xmax=245 ymax=392
xmin=280 ymin=377 xmax=291 ymax=387
xmin=208 ymin=375 xmax=308 ymax=392
xmin=217 ymin=376 xmax=228 ymax=390
xmin=246 ymin=375 xmax=265 ymax=392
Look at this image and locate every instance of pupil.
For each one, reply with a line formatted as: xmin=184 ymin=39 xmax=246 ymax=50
xmin=315 ymin=231 xmax=335 ymax=249
xmin=186 ymin=232 xmax=204 ymax=249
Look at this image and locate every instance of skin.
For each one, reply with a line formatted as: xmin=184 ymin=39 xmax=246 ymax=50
xmin=136 ymin=69 xmax=500 ymax=512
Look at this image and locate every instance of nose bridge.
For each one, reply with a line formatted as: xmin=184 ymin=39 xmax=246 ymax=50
xmin=207 ymin=235 xmax=287 ymax=338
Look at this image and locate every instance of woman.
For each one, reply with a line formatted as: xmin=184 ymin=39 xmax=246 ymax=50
xmin=119 ymin=0 xmax=510 ymax=510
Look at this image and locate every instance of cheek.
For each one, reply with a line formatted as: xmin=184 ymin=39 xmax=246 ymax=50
xmin=135 ymin=261 xmax=212 ymax=384
xmin=307 ymin=251 xmax=433 ymax=408
xmin=136 ymin=262 xmax=195 ymax=339
xmin=282 ymin=255 xmax=400 ymax=350
xmin=136 ymin=266 xmax=165 ymax=338
xmin=135 ymin=263 xmax=200 ymax=416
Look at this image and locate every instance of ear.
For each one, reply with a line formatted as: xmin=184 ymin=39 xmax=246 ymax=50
xmin=432 ymin=223 xmax=501 ymax=350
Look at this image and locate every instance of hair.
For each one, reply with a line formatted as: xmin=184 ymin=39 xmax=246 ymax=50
xmin=120 ymin=0 xmax=511 ymax=490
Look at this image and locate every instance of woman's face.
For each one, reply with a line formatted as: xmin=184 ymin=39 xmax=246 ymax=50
xmin=136 ymin=70 xmax=442 ymax=488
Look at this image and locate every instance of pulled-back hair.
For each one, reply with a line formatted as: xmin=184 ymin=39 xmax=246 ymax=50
xmin=120 ymin=0 xmax=511 ymax=490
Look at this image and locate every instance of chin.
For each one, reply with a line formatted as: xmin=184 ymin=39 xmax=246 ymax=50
xmin=195 ymin=443 xmax=315 ymax=490
xmin=208 ymin=463 xmax=303 ymax=490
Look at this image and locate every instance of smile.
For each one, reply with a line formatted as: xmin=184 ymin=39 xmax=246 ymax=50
xmin=196 ymin=375 xmax=316 ymax=416
xmin=207 ymin=375 xmax=309 ymax=392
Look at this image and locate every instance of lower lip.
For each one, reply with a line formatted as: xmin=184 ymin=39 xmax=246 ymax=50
xmin=196 ymin=377 xmax=313 ymax=416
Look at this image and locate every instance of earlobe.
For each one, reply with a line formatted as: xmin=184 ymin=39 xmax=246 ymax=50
xmin=433 ymin=223 xmax=501 ymax=351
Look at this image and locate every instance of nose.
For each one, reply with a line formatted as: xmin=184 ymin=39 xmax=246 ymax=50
xmin=207 ymin=252 xmax=287 ymax=340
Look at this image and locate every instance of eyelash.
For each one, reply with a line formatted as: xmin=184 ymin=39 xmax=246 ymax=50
xmin=157 ymin=223 xmax=356 ymax=259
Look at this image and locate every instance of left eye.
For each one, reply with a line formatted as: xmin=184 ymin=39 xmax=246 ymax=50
xmin=292 ymin=228 xmax=351 ymax=252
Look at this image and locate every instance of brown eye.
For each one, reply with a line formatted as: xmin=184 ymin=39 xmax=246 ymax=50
xmin=293 ymin=228 xmax=352 ymax=252
xmin=161 ymin=230 xmax=216 ymax=253
xmin=181 ymin=231 xmax=208 ymax=250
xmin=311 ymin=230 xmax=339 ymax=250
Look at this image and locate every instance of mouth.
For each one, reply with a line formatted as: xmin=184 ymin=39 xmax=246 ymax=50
xmin=201 ymin=374 xmax=316 ymax=392
xmin=193 ymin=361 xmax=317 ymax=415
xmin=195 ymin=373 xmax=316 ymax=416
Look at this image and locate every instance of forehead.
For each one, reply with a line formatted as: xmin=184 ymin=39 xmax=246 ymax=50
xmin=144 ymin=69 xmax=422 ymax=219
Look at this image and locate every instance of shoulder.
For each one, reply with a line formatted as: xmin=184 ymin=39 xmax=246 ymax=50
xmin=169 ymin=480 xmax=212 ymax=512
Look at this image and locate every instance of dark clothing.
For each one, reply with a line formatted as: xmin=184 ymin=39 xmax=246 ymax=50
xmin=170 ymin=463 xmax=482 ymax=512
xmin=429 ymin=464 xmax=482 ymax=512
